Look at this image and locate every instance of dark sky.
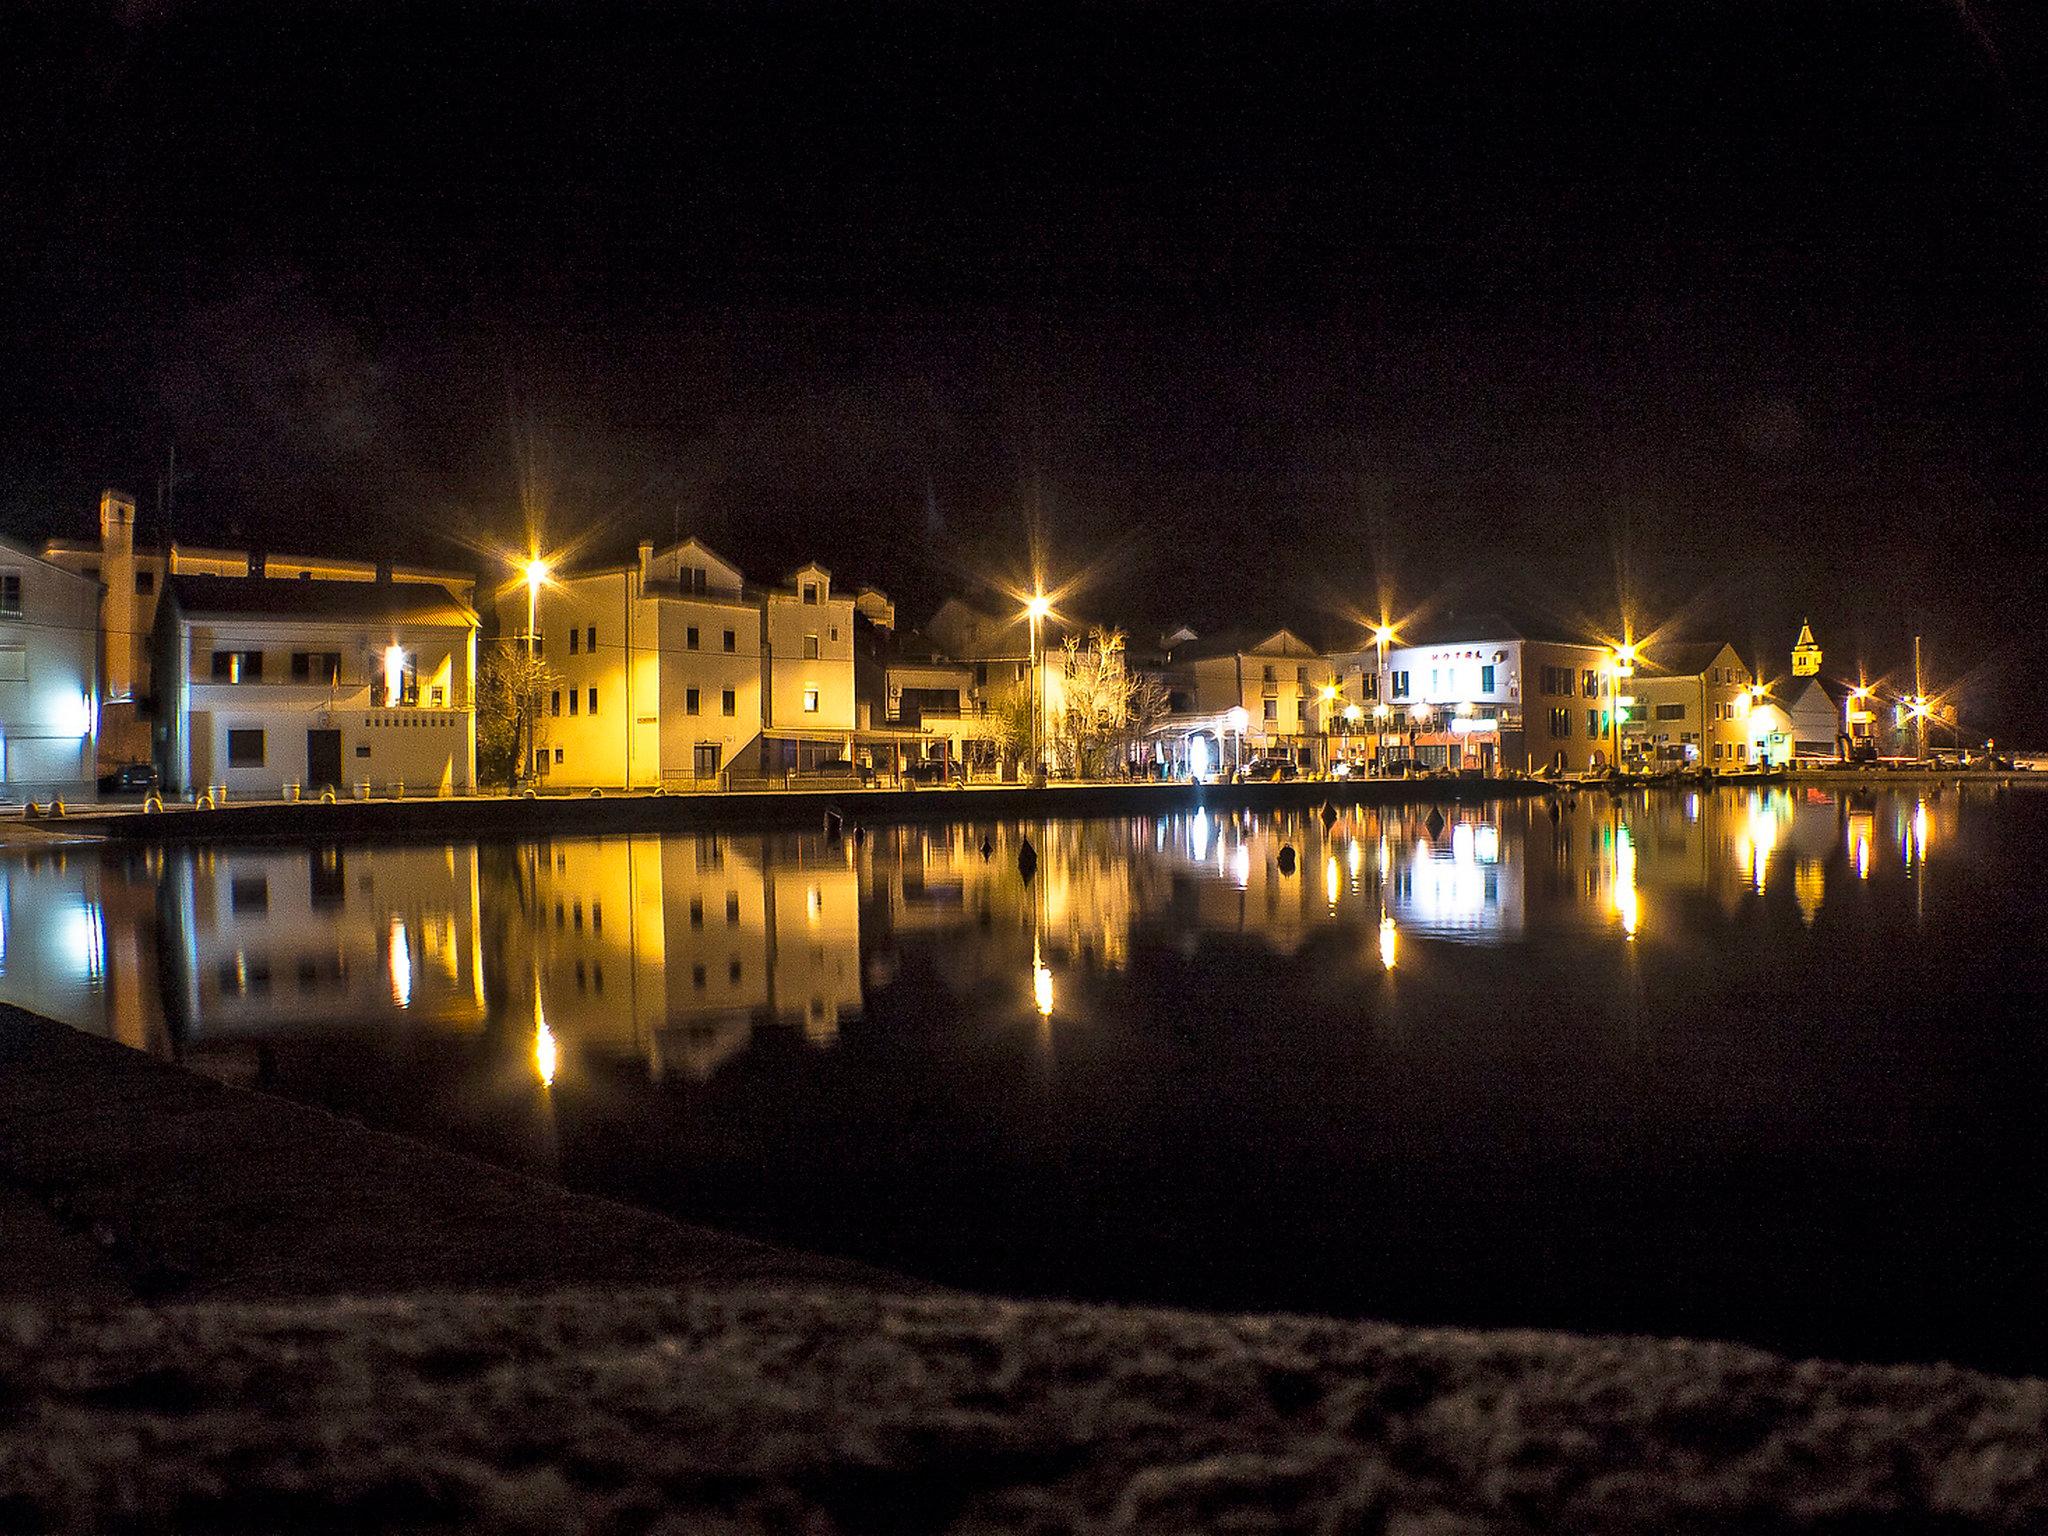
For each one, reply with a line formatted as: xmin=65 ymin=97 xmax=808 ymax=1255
xmin=2 ymin=0 xmax=2042 ymax=727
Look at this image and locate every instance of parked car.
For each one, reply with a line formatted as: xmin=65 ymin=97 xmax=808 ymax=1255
xmin=97 ymin=761 xmax=158 ymax=795
xmin=903 ymin=760 xmax=956 ymax=786
xmin=1239 ymin=757 xmax=1299 ymax=782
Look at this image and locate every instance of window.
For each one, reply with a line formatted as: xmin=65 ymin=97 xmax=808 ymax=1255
xmin=586 ymin=625 xmax=596 ymax=652
xmin=587 ymin=687 xmax=597 ymax=714
xmin=1262 ymin=665 xmax=1276 ymax=684
xmin=227 ymin=729 xmax=266 ymax=767
xmin=686 ymin=687 xmax=700 ymax=715
xmin=689 ymin=897 xmax=703 ymax=928
xmin=211 ymin=650 xmax=263 ymax=683
xmin=136 ymin=570 xmax=155 ymax=595
xmin=1480 ymin=664 xmax=1495 ymax=693
xmin=802 ymin=582 xmax=819 ymax=604
xmin=722 ymin=688 xmax=736 ymax=717
xmin=686 ymin=626 xmax=700 ymax=650
xmin=723 ymin=629 xmax=736 ymax=653
xmin=291 ymin=652 xmax=342 ymax=684
xmin=550 ymin=689 xmax=561 ymax=716
xmin=830 ymin=626 xmax=839 ymax=641
xmin=1391 ymin=670 xmax=1410 ymax=699
xmin=803 ymin=687 xmax=820 ymax=713
xmin=1581 ymin=669 xmax=1599 ymax=698
xmin=1263 ymin=697 xmax=1278 ymax=723
xmin=554 ymin=747 xmax=564 ymax=764
xmin=1588 ymin=709 xmax=1602 ymax=737
xmin=1362 ymin=672 xmax=1378 ymax=700
xmin=728 ymin=958 xmax=742 ymax=982
xmin=0 ymin=646 xmax=24 ymax=682
xmin=230 ymin=876 xmax=268 ymax=915
xmin=692 ymin=964 xmax=707 ymax=989
xmin=0 ymin=571 xmax=19 ymax=617
xmin=726 ymin=891 xmax=739 ymax=924
xmin=568 ymin=628 xmax=579 ymax=655
xmin=1549 ymin=707 xmax=1570 ymax=737
xmin=804 ymin=633 xmax=819 ymax=659
xmin=684 ymin=566 xmax=707 ymax=594
xmin=1296 ymin=666 xmax=1308 ymax=687
xmin=1655 ymin=703 xmax=1686 ymax=721
xmin=568 ymin=689 xmax=579 ymax=715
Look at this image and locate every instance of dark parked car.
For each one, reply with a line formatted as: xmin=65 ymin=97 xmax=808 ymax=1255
xmin=97 ymin=761 xmax=158 ymax=794
xmin=1239 ymin=757 xmax=1299 ymax=782
xmin=903 ymin=760 xmax=957 ymax=785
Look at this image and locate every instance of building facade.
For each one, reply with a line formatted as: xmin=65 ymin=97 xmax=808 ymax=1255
xmin=0 ymin=533 xmax=99 ymax=798
xmin=498 ymin=540 xmax=867 ymax=788
xmin=42 ymin=488 xmax=476 ymax=773
xmin=1333 ymin=622 xmax=1615 ymax=774
xmin=1624 ymin=642 xmax=1757 ymax=767
xmin=153 ymin=575 xmax=480 ymax=797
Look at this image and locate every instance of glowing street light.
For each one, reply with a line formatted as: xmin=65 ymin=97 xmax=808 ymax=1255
xmin=520 ymin=554 xmax=553 ymax=659
xmin=1024 ymin=591 xmax=1053 ymax=785
xmin=1370 ymin=622 xmax=1396 ymax=775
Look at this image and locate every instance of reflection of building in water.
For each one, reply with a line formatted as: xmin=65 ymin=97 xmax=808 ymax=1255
xmin=0 ymin=848 xmax=165 ymax=1051
xmin=519 ymin=834 xmax=862 ymax=1082
xmin=166 ymin=844 xmax=487 ymax=1036
xmin=1382 ymin=814 xmax=1524 ymax=939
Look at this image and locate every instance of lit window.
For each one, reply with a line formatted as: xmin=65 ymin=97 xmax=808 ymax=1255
xmin=803 ymin=687 xmax=820 ymax=713
xmin=804 ymin=633 xmax=819 ymax=659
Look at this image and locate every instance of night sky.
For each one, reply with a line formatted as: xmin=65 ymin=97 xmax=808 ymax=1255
xmin=2 ymin=1 xmax=2041 ymax=727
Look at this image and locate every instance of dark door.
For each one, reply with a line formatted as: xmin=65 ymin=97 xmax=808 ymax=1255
xmin=694 ymin=743 xmax=720 ymax=780
xmin=306 ymin=729 xmax=343 ymax=790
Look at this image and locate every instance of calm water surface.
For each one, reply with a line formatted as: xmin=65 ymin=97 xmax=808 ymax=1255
xmin=7 ymin=785 xmax=2046 ymax=1372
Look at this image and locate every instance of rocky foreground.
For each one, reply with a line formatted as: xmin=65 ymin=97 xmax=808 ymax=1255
xmin=3 ymin=1006 xmax=2044 ymax=1532
xmin=3 ymin=1284 xmax=2045 ymax=1534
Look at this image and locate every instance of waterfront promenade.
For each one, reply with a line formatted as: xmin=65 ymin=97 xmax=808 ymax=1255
xmin=23 ymin=764 xmax=2033 ymax=845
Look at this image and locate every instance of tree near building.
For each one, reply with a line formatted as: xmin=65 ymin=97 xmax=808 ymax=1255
xmin=1050 ymin=627 xmax=1139 ymax=778
xmin=476 ymin=640 xmax=555 ymax=788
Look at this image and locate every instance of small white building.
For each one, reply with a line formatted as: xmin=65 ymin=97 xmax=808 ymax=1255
xmin=153 ymin=574 xmax=479 ymax=798
xmin=42 ymin=488 xmax=477 ymax=773
xmin=0 ymin=532 xmax=99 ymax=799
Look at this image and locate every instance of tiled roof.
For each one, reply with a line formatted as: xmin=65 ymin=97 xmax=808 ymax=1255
xmin=162 ymin=575 xmax=478 ymax=628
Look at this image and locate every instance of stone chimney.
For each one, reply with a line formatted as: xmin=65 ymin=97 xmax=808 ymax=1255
xmin=98 ymin=489 xmax=137 ymax=703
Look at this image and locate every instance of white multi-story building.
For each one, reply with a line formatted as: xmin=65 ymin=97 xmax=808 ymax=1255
xmin=153 ymin=574 xmax=479 ymax=798
xmin=0 ymin=532 xmax=99 ymax=799
xmin=1331 ymin=619 xmax=1615 ymax=775
xmin=502 ymin=539 xmax=869 ymax=788
xmin=42 ymin=488 xmax=476 ymax=772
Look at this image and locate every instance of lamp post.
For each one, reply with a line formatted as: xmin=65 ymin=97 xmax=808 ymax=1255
xmin=1371 ymin=623 xmax=1394 ymax=776
xmin=1025 ymin=592 xmax=1051 ymax=786
xmin=523 ymin=557 xmax=551 ymax=659
xmin=1606 ymin=639 xmax=1637 ymax=774
xmin=1319 ymin=681 xmax=1342 ymax=776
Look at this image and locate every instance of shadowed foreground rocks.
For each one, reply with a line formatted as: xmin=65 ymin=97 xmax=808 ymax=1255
xmin=3 ymin=1285 xmax=2045 ymax=1535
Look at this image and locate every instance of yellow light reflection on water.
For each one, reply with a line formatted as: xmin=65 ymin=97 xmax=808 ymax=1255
xmin=535 ymin=1019 xmax=558 ymax=1087
xmin=1613 ymin=823 xmax=1639 ymax=939
xmin=1848 ymin=811 xmax=1874 ymax=880
xmin=1378 ymin=914 xmax=1397 ymax=971
xmin=387 ymin=916 xmax=412 ymax=1008
xmin=1325 ymin=855 xmax=1342 ymax=909
xmin=1032 ymin=947 xmax=1054 ymax=1018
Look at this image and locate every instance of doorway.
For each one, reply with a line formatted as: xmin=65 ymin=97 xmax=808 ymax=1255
xmin=693 ymin=742 xmax=720 ymax=781
xmin=306 ymin=729 xmax=343 ymax=791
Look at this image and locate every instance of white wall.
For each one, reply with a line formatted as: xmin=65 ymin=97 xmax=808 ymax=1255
xmin=0 ymin=539 xmax=98 ymax=796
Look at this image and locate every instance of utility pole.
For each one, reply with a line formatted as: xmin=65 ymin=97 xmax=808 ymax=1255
xmin=1913 ymin=634 xmax=1925 ymax=762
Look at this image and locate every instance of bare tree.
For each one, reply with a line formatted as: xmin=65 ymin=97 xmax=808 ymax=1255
xmin=477 ymin=640 xmax=556 ymax=788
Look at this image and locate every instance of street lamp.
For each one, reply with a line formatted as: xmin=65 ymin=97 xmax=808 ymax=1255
xmin=1371 ymin=623 xmax=1395 ymax=773
xmin=522 ymin=556 xmax=552 ymax=659
xmin=1605 ymin=639 xmax=1637 ymax=773
xmin=1025 ymin=592 xmax=1052 ymax=785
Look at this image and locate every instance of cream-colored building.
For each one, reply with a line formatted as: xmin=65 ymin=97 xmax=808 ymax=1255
xmin=505 ymin=540 xmax=866 ymax=788
xmin=1623 ymin=642 xmax=1757 ymax=767
xmin=0 ymin=532 xmax=98 ymax=798
xmin=153 ymin=575 xmax=479 ymax=797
